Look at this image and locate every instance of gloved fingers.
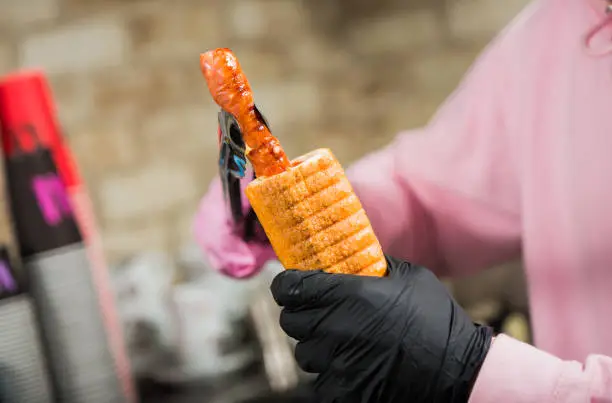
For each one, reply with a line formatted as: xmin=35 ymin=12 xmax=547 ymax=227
xmin=279 ymin=306 xmax=332 ymax=341
xmin=294 ymin=338 xmax=333 ymax=374
xmin=270 ymin=269 xmax=344 ymax=309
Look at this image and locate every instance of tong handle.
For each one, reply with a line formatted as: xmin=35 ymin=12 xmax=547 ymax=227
xmin=217 ymin=109 xmax=267 ymax=242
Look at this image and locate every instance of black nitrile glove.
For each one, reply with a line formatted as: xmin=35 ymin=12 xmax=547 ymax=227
xmin=270 ymin=256 xmax=493 ymax=403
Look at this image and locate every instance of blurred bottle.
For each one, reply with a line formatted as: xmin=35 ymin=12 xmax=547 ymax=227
xmin=0 ymin=70 xmax=136 ymax=403
xmin=0 ymin=247 xmax=54 ymax=403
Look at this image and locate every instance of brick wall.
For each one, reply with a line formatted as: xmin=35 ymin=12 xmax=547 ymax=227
xmin=0 ymin=0 xmax=529 ymax=271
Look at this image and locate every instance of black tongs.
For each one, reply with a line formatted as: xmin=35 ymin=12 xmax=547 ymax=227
xmin=217 ymin=107 xmax=268 ymax=242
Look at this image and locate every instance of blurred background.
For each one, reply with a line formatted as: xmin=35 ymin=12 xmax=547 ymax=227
xmin=0 ymin=0 xmax=533 ymax=402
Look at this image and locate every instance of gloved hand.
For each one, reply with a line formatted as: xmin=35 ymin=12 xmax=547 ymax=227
xmin=270 ymin=256 xmax=493 ymax=403
xmin=193 ymin=178 xmax=276 ymax=278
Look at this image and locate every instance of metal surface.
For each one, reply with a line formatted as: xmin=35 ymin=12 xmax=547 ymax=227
xmin=26 ymin=243 xmax=126 ymax=403
xmin=217 ymin=108 xmax=267 ymax=242
xmin=0 ymin=294 xmax=54 ymax=403
xmin=247 ymin=285 xmax=300 ymax=393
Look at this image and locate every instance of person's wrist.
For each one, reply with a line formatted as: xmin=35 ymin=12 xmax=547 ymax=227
xmin=459 ymin=325 xmax=494 ymax=402
xmin=466 ymin=331 xmax=495 ymax=397
xmin=436 ymin=324 xmax=493 ymax=403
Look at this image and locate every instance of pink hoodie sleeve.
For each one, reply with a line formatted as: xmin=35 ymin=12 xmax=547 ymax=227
xmin=470 ymin=335 xmax=612 ymax=402
xmin=346 ymin=29 xmax=522 ymax=277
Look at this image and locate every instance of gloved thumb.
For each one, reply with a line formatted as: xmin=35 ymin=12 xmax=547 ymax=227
xmin=384 ymin=255 xmax=415 ymax=279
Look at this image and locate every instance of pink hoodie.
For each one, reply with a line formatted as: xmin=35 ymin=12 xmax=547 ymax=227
xmin=194 ymin=0 xmax=612 ymax=400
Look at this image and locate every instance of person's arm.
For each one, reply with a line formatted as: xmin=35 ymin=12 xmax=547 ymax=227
xmin=347 ymin=26 xmax=523 ymax=277
xmin=470 ymin=335 xmax=612 ymax=402
xmin=270 ymin=257 xmax=612 ymax=403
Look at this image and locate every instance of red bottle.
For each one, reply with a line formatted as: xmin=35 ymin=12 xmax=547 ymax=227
xmin=0 ymin=70 xmax=136 ymax=403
